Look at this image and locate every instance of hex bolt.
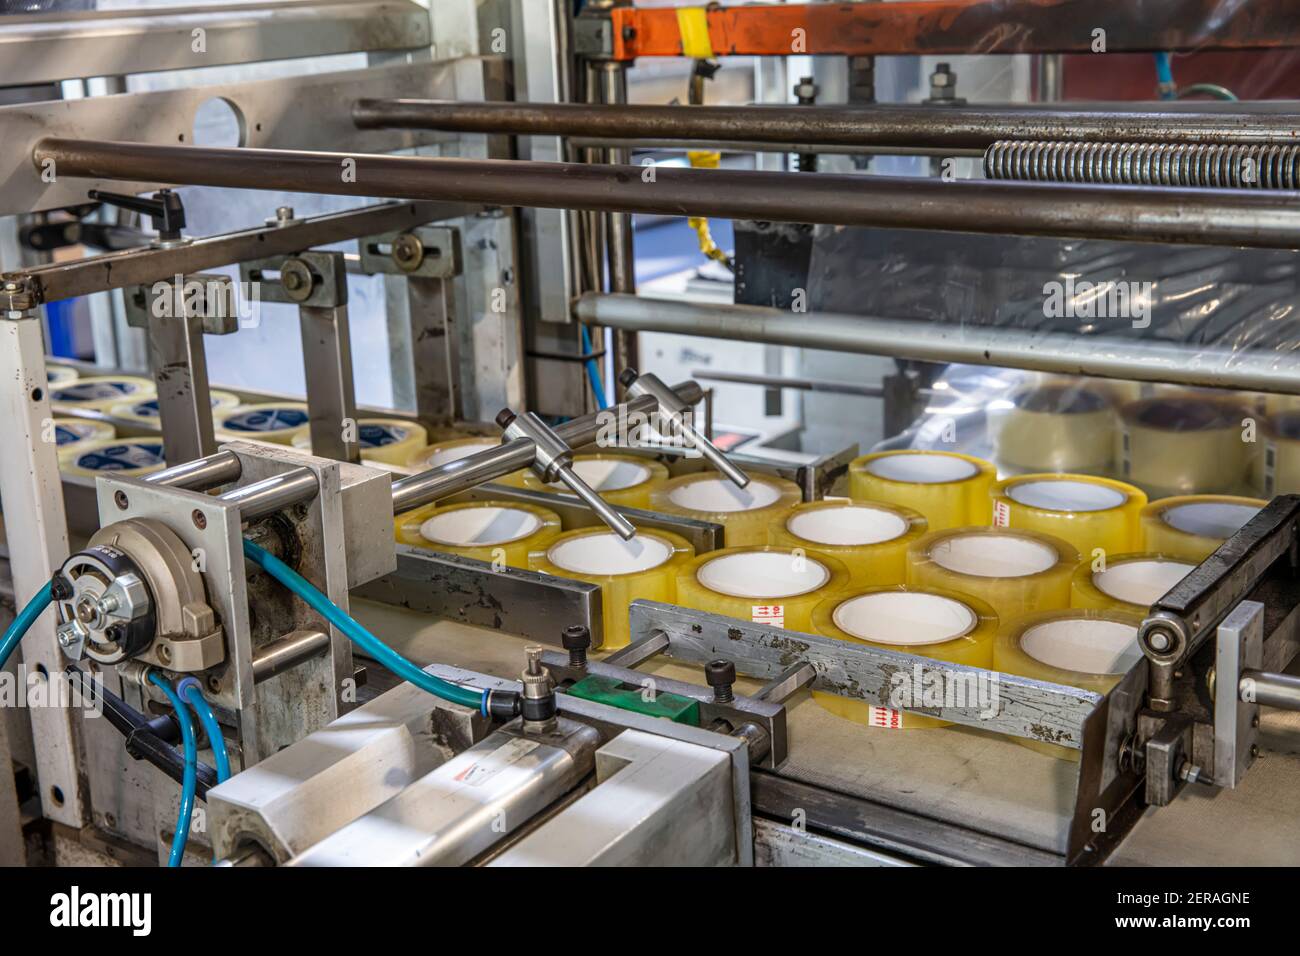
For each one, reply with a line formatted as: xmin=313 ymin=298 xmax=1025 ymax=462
xmin=562 ymin=625 xmax=591 ymax=669
xmin=706 ymin=659 xmax=736 ymax=704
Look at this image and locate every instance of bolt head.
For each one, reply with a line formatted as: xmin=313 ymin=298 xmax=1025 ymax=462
xmin=705 ymin=659 xmax=735 ymax=688
xmin=561 ymin=625 xmax=591 ymax=651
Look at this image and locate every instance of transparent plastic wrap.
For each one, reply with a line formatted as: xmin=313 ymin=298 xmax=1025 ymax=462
xmin=768 ymin=499 xmax=928 ymax=587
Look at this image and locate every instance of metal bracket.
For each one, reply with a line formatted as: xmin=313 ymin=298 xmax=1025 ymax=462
xmin=242 ymin=251 xmax=347 ymax=309
xmin=1213 ymin=599 xmax=1263 ymax=789
xmin=126 ymin=273 xmax=241 ymax=335
xmin=358 ymin=226 xmax=463 ymax=279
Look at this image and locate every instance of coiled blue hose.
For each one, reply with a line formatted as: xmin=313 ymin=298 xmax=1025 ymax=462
xmin=148 ymin=672 xmax=197 ymax=868
xmin=0 ymin=581 xmax=53 ymax=671
xmin=241 ymin=538 xmax=489 ymax=714
xmin=177 ymin=677 xmax=230 ymax=783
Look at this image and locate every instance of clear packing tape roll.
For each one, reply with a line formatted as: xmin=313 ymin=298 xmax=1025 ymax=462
xmin=907 ymin=526 xmax=1078 ymax=624
xmin=849 ymin=450 xmax=995 ymax=531
xmin=650 ymin=473 xmax=802 ymax=547
xmin=397 ymin=500 xmax=562 ymax=569
xmin=675 ymin=546 xmax=850 ymax=634
xmin=109 ymin=390 xmax=241 ymax=426
xmin=216 ymin=403 xmax=309 ymax=445
xmin=994 ymin=382 xmax=1116 ymax=475
xmin=991 ymin=473 xmax=1146 ymax=559
xmin=530 ymin=527 xmax=695 ymax=649
xmin=407 ymin=436 xmax=528 ymax=487
xmin=769 ymin=499 xmax=927 ymax=587
xmin=292 ymin=418 xmax=429 ymax=466
xmin=47 ymin=364 xmax=79 ymax=387
xmin=1140 ymin=494 xmax=1266 ymax=562
xmin=811 ymin=585 xmax=999 ymax=730
xmin=61 ymin=437 xmax=167 ymax=478
xmin=1254 ymin=411 xmax=1300 ymax=496
xmin=993 ymin=608 xmax=1144 ymax=761
xmin=1070 ymin=552 xmax=1196 ymax=615
xmin=1117 ymin=396 xmax=1252 ymax=497
xmin=521 ymin=452 xmax=669 ymax=510
xmin=54 ymin=418 xmax=116 ymax=459
xmin=51 ymin=375 xmax=155 ymax=411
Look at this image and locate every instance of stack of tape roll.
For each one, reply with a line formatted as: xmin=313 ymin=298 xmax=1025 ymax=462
xmin=61 ymin=436 xmax=167 ymax=478
xmin=1116 ymin=395 xmax=1252 ymax=497
xmin=1252 ymin=410 xmax=1300 ymax=496
xmin=650 ymin=473 xmax=802 ymax=547
xmin=810 ymin=585 xmax=998 ymax=729
xmin=675 ymin=545 xmax=849 ymax=634
xmin=848 ymin=450 xmax=995 ymax=530
xmin=1258 ymin=392 xmax=1300 ymax=418
xmin=53 ymin=418 xmax=116 ymax=460
xmin=1139 ymin=494 xmax=1266 ymax=562
xmin=1070 ymin=552 xmax=1196 ymax=615
xmin=768 ymin=499 xmax=927 ymax=587
xmin=990 ymin=473 xmax=1146 ymax=559
xmin=51 ymin=375 xmax=155 ymax=411
xmin=530 ymin=527 xmax=694 ymax=649
xmin=291 ymin=418 xmax=429 ymax=466
xmin=521 ymin=452 xmax=669 ymax=509
xmin=47 ymin=364 xmax=79 ymax=387
xmin=907 ymin=526 xmax=1078 ymax=623
xmin=993 ymin=382 xmax=1116 ymax=475
xmin=994 ymin=609 xmax=1145 ymax=760
xmin=406 ymin=436 xmax=527 ymax=487
xmin=109 ymin=390 xmax=241 ymax=425
xmin=216 ymin=403 xmax=309 ymax=445
xmin=398 ymin=500 xmax=561 ymax=569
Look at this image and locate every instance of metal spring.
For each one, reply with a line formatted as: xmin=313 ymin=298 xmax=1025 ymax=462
xmin=983 ymin=139 xmax=1300 ymax=189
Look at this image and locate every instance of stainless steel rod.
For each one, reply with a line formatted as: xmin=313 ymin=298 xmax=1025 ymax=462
xmin=219 ymin=467 xmax=320 ymax=522
xmin=351 ymin=100 xmax=1300 ymax=150
xmin=253 ymin=629 xmax=331 ymax=683
xmin=1241 ymin=670 xmax=1300 ymax=711
xmin=143 ymin=449 xmax=242 ymax=491
xmin=33 ymin=138 xmax=1300 ymax=250
xmin=578 ymin=293 xmax=1300 ymax=396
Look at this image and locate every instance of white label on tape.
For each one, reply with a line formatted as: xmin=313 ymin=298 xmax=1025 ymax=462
xmin=868 ymin=707 xmax=903 ymax=729
xmin=453 ymin=737 xmax=540 ymax=787
xmin=993 ymin=499 xmax=1011 ymax=527
xmin=752 ymin=604 xmax=785 ymax=627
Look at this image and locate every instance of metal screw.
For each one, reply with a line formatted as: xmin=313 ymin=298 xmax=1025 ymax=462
xmin=276 ymin=206 xmax=294 ymax=222
xmin=114 ymin=489 xmax=129 ymax=510
xmin=191 ymin=509 xmax=207 ymax=530
xmin=705 ymin=659 xmax=736 ymax=704
xmin=562 ymin=625 xmax=591 ymax=669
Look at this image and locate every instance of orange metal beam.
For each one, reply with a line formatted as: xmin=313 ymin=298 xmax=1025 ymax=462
xmin=606 ymin=1 xmax=1300 ymax=60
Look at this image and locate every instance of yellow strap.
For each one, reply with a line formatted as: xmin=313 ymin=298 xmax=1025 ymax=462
xmin=686 ymin=151 xmax=727 ymax=262
xmin=676 ymin=7 xmax=714 ymax=60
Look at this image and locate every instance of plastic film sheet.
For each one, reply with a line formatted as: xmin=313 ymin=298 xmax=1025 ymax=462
xmin=768 ymin=498 xmax=927 ymax=587
xmin=397 ymin=500 xmax=562 ymax=570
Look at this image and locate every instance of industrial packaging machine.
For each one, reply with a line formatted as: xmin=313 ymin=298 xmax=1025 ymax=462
xmin=1 ymin=0 xmax=1299 ymax=871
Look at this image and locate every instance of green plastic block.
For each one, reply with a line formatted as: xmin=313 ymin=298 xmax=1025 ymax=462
xmin=566 ymin=674 xmax=701 ymax=725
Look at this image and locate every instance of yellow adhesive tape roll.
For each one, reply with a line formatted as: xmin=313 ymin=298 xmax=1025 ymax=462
xmin=675 ymin=546 xmax=850 ymax=635
xmin=521 ymin=452 xmax=669 ymax=510
xmin=1253 ymin=411 xmax=1300 ymax=496
xmin=994 ymin=383 xmax=1116 ymax=474
xmin=1070 ymin=552 xmax=1196 ymax=614
xmin=810 ymin=585 xmax=998 ymax=730
xmin=47 ymin=364 xmax=79 ymax=387
xmin=994 ymin=608 xmax=1144 ymax=760
xmin=291 ymin=418 xmax=429 ymax=466
xmin=650 ymin=473 xmax=802 ymax=547
xmin=1117 ymin=396 xmax=1252 ymax=497
xmin=61 ymin=436 xmax=167 ymax=478
xmin=398 ymin=500 xmax=561 ymax=570
xmin=108 ymin=389 xmax=241 ymax=426
xmin=769 ymin=499 xmax=927 ymax=587
xmin=848 ymin=450 xmax=995 ymax=530
xmin=53 ymin=418 xmax=116 ymax=461
xmin=50 ymin=375 xmax=155 ymax=411
xmin=530 ymin=527 xmax=694 ymax=649
xmin=406 ymin=436 xmax=528 ymax=487
xmin=1139 ymin=494 xmax=1266 ymax=562
xmin=216 ymin=403 xmax=309 ymax=445
xmin=907 ymin=526 xmax=1078 ymax=624
xmin=991 ymin=473 xmax=1146 ymax=559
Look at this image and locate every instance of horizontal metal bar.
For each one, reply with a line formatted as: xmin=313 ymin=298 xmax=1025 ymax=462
xmin=143 ymin=449 xmax=243 ymax=491
xmin=252 ymin=629 xmax=330 ymax=683
xmin=353 ymin=99 xmax=1300 ymax=151
xmin=570 ymin=137 xmax=984 ymax=159
xmin=4 ymin=201 xmax=470 ymax=305
xmin=579 ymin=293 xmax=1300 ymax=396
xmin=692 ymin=369 xmax=891 ymax=398
xmin=1 ymin=1 xmax=430 ymax=86
xmin=1242 ymin=669 xmax=1300 ymax=711
xmin=33 ymin=139 xmax=1300 ymax=250
xmin=628 ymin=600 xmax=1101 ymax=747
xmin=597 ymin=0 xmax=1300 ymax=59
xmin=218 ymin=466 xmax=319 ymax=522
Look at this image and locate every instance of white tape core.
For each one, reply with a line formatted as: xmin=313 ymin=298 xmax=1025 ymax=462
xmin=832 ymin=591 xmax=976 ymax=646
xmin=1020 ymin=619 xmax=1142 ymax=675
xmin=548 ymin=532 xmax=672 ymax=576
xmin=929 ymin=532 xmax=1058 ymax=578
xmin=787 ymin=505 xmax=908 ymax=546
xmin=1094 ymin=558 xmax=1193 ymax=606
xmin=1007 ymin=479 xmax=1125 ymax=512
xmin=669 ymin=476 xmax=781 ymax=513
xmin=698 ymin=551 xmax=829 ymax=598
xmin=867 ymin=453 xmax=978 ymax=484
xmin=420 ymin=506 xmax=541 ymax=547
xmin=1162 ymin=501 xmax=1260 ymax=540
xmin=548 ymin=457 xmax=651 ymax=492
xmin=423 ymin=439 xmax=497 ymax=468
